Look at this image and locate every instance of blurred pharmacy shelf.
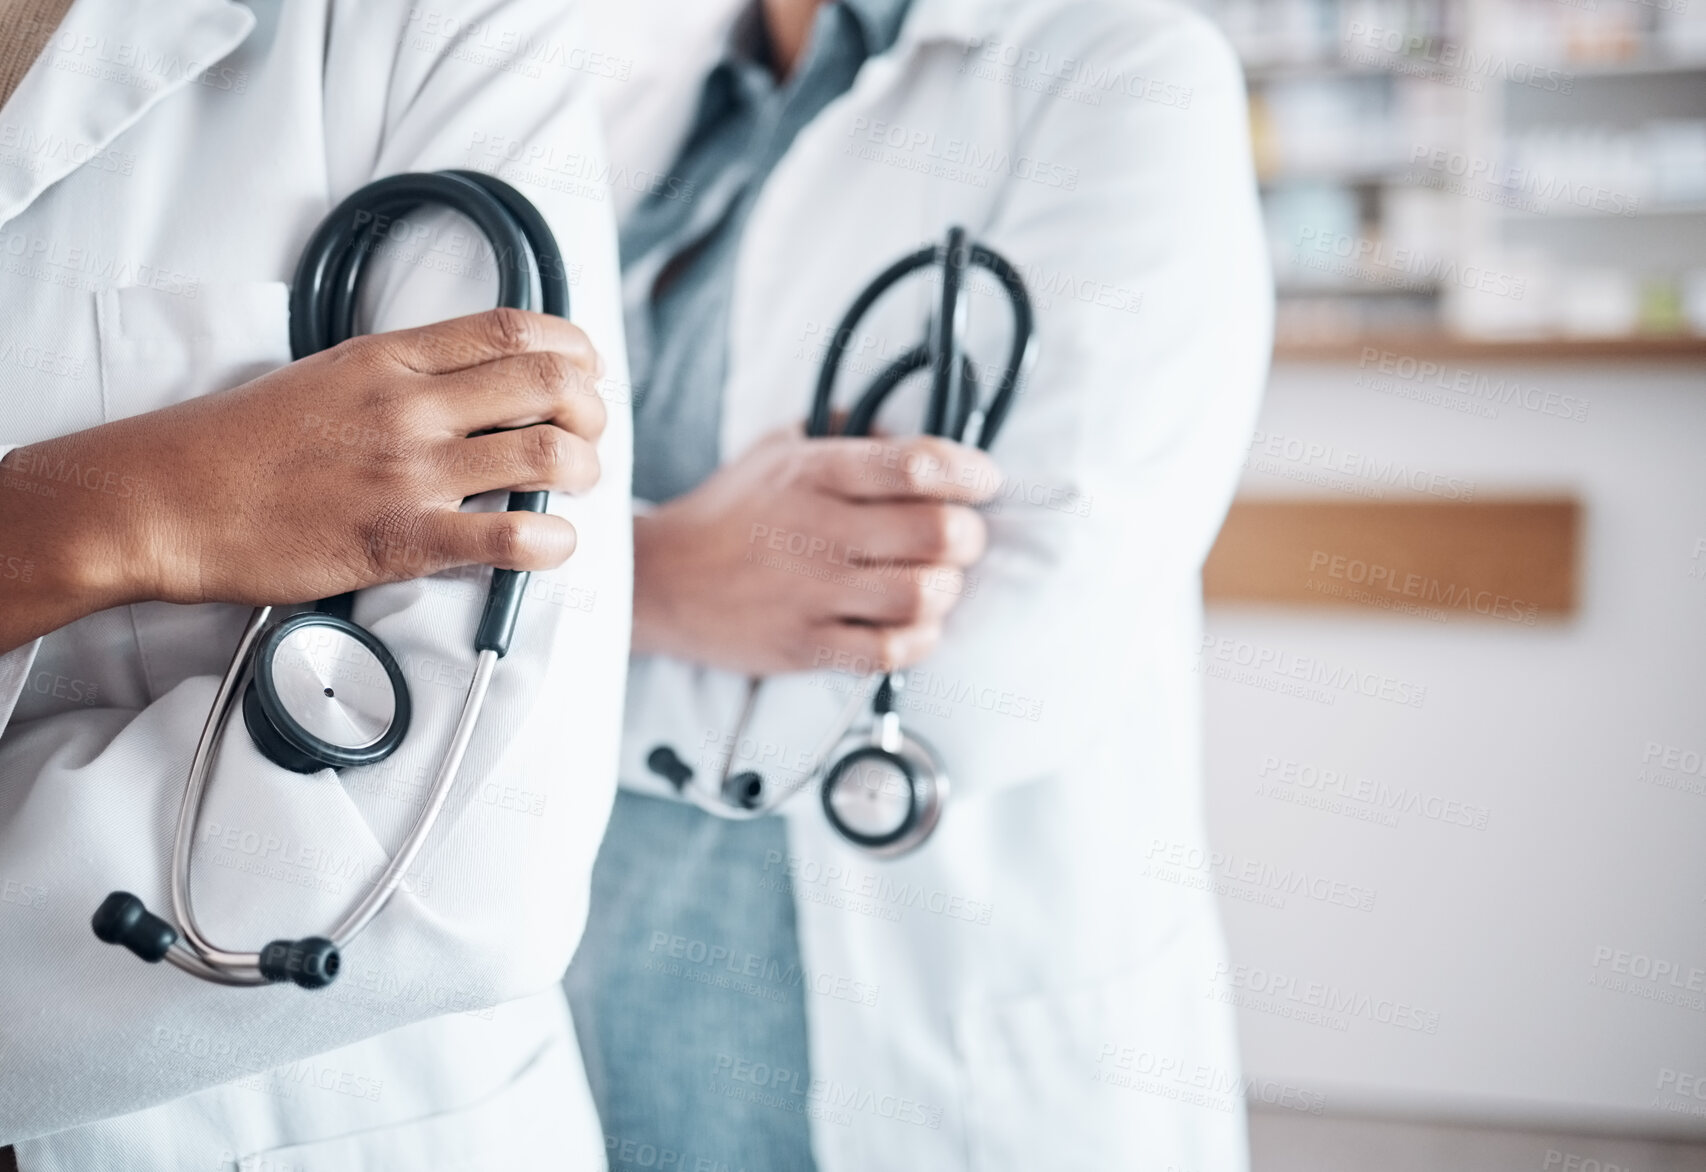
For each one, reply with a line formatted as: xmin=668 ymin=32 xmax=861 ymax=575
xmin=1190 ymin=0 xmax=1706 ymax=354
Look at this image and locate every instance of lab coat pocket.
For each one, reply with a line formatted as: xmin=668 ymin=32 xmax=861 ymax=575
xmin=93 ymin=281 xmax=293 ymax=698
xmin=94 ymin=280 xmax=292 ymax=421
xmin=239 ymin=1032 xmax=601 ymax=1171
xmin=952 ymin=920 xmax=1249 ymax=1172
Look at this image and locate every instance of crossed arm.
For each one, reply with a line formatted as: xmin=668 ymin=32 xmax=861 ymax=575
xmin=0 ymin=308 xmax=605 ymax=657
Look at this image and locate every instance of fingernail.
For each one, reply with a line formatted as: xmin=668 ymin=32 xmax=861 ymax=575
xmin=948 ymin=508 xmax=975 ymax=549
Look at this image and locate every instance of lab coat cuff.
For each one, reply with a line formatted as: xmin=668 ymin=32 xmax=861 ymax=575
xmin=0 ymin=443 xmax=43 ymax=739
xmin=0 ymin=638 xmax=39 ymax=738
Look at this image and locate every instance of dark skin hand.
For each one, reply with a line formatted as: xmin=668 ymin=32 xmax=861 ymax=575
xmin=0 ymin=308 xmax=607 ymax=655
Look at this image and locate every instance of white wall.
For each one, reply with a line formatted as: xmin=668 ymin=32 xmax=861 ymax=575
xmin=1205 ymin=355 xmax=1706 ymax=1134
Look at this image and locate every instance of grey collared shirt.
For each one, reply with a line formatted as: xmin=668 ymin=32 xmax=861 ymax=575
xmin=623 ymin=0 xmax=911 ymax=503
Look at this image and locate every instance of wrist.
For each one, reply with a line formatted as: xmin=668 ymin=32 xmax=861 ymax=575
xmin=631 ymin=509 xmax=685 ymax=658
xmin=1 ymin=437 xmax=164 ymax=615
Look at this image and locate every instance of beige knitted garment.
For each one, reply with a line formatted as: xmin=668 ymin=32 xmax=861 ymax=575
xmin=0 ymin=0 xmax=76 ymax=113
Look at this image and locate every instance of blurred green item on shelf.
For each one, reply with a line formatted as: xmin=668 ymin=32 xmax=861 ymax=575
xmin=1638 ymin=277 xmax=1688 ymax=335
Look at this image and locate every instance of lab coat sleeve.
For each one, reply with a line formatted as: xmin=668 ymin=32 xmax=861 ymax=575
xmin=0 ymin=0 xmax=632 ymax=1144
xmin=0 ymin=443 xmax=42 ymax=736
xmin=745 ymin=6 xmax=1272 ymax=800
xmin=920 ymin=8 xmax=1271 ymax=796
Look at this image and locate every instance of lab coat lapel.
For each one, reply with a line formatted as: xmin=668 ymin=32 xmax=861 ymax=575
xmin=897 ymin=0 xmax=1028 ymax=48
xmin=0 ymin=0 xmax=254 ymax=225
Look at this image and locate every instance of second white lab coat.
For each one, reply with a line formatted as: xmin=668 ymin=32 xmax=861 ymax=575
xmin=582 ymin=0 xmax=1273 ymax=1168
xmin=0 ymin=0 xmax=631 ymax=1167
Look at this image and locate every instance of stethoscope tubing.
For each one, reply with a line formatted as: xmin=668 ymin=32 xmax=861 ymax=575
xmin=168 ymin=605 xmax=273 ymax=978
xmin=329 ymin=649 xmax=495 ymax=944
xmin=691 ymin=228 xmax=1034 ymax=836
xmin=806 ymin=235 xmax=1035 ymax=450
xmin=151 ymin=170 xmax=566 ymax=984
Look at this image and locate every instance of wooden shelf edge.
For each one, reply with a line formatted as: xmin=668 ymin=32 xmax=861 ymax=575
xmin=1272 ymin=334 xmax=1706 ymax=364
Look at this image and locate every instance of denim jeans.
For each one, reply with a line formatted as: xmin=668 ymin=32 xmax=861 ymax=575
xmin=566 ymin=791 xmax=818 ymax=1172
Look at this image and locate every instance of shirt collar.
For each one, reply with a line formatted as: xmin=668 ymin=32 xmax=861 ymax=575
xmin=725 ymin=0 xmax=913 ymax=74
xmin=692 ymin=0 xmax=915 ymax=137
xmin=841 ymin=0 xmax=913 ymax=57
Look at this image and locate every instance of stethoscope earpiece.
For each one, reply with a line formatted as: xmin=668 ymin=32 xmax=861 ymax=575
xmin=724 ymin=771 xmax=766 ymax=811
xmin=91 ymin=891 xmax=178 ymax=963
xmin=93 ymin=891 xmax=343 ymax=987
xmin=257 ymin=937 xmax=342 ymax=989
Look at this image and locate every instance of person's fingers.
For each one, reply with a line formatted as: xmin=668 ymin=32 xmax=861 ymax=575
xmin=428 ymin=349 xmax=608 ymax=442
xmin=804 ymin=618 xmax=944 ymax=675
xmin=801 ymin=435 xmax=1001 ymax=505
xmin=441 ymin=426 xmax=601 ymax=496
xmin=818 ymin=565 xmax=964 ymax=627
xmin=821 ymin=500 xmax=987 ymax=567
xmin=421 ymin=508 xmax=579 ymax=572
xmin=375 ymin=307 xmax=600 ymax=379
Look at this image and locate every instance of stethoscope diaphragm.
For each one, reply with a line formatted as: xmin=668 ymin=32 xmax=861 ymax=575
xmin=819 ymin=733 xmax=946 ymax=857
xmin=241 ymin=611 xmax=411 ymax=774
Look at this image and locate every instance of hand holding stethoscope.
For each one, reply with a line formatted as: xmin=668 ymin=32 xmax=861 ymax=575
xmin=647 ymin=226 xmax=1035 ymax=856
xmin=91 ymin=171 xmax=574 ymax=988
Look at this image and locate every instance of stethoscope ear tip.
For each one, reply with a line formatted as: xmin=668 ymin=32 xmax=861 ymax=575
xmin=91 ymin=891 xmax=178 ymax=962
xmin=723 ymin=770 xmax=766 ymax=811
xmin=646 ymin=745 xmax=694 ymax=790
xmin=259 ymin=937 xmax=341 ymax=988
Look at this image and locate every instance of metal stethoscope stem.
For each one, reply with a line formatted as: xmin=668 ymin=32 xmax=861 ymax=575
xmin=160 ymin=611 xmax=500 ymax=985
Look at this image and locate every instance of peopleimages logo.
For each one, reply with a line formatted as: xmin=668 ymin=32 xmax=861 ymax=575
xmin=959 ymin=37 xmax=1194 ymax=110
xmin=1409 ymin=144 xmax=1640 ymax=217
xmin=1657 ymin=1067 xmax=1706 ymax=1110
xmin=404 ymin=7 xmax=634 ymax=81
xmin=1308 ymin=550 xmax=1540 ymax=625
xmin=1341 ymin=22 xmax=1574 ymax=93
xmin=1207 ymin=962 xmax=1442 ymax=1034
xmin=1143 ymin=838 xmax=1379 ymax=912
xmin=712 ymin=1053 xmax=945 ymax=1130
xmin=2 ymin=448 xmax=142 ymax=500
xmin=1295 ymin=227 xmax=1526 ymax=300
xmin=1356 ymin=347 xmax=1589 ymax=423
xmin=761 ymin=849 xmax=996 ymax=926
xmin=1257 ymin=756 xmax=1491 ymax=830
xmin=1093 ymin=1044 xmax=1327 ymax=1114
xmin=1244 ymin=430 xmax=1478 ymax=502
xmin=1198 ymin=634 xmax=1430 ymax=709
xmin=845 ymin=117 xmax=1080 ymax=191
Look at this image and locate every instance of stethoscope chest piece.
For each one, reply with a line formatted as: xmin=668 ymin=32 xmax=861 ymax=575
xmin=242 ymin=612 xmax=411 ymax=774
xmin=819 ymin=724 xmax=947 ymax=857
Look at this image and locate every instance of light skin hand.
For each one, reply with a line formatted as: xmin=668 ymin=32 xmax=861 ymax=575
xmin=0 ymin=307 xmax=607 ymax=656
xmin=633 ymin=428 xmax=1001 ymax=677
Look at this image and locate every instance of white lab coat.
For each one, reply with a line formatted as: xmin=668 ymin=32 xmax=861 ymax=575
xmin=0 ymin=1 xmax=631 ymax=1168
xmin=583 ymin=0 xmax=1271 ymax=1167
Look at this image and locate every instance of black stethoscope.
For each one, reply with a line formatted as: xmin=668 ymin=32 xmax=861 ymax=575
xmin=647 ymin=226 xmax=1034 ymax=856
xmin=91 ymin=171 xmax=569 ymax=988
